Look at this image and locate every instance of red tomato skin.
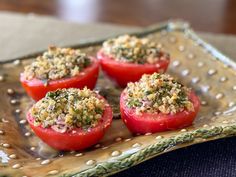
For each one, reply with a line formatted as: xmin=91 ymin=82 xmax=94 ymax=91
xmin=20 ymin=58 xmax=99 ymax=101
xmin=120 ymin=91 xmax=200 ymax=134
xmin=97 ymin=51 xmax=170 ymax=87
xmin=27 ymin=96 xmax=113 ymax=151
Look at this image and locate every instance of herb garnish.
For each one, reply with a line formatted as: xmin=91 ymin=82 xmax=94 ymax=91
xmin=24 ymin=46 xmax=91 ymax=81
xmin=102 ymin=35 xmax=169 ymax=64
xmin=125 ymin=73 xmax=194 ymax=114
xmin=30 ymin=88 xmax=105 ymax=133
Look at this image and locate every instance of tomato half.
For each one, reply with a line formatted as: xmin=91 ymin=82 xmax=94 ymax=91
xmin=97 ymin=50 xmax=170 ymax=87
xmin=20 ymin=58 xmax=99 ymax=101
xmin=27 ymin=95 xmax=113 ymax=151
xmin=120 ymin=91 xmax=200 ymax=134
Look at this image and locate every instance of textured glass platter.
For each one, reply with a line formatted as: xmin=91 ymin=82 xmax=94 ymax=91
xmin=1 ymin=21 xmax=236 ymax=177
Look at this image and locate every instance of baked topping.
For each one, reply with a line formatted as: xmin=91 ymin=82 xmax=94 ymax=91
xmin=102 ymin=35 xmax=169 ymax=64
xmin=125 ymin=73 xmax=194 ymax=114
xmin=30 ymin=88 xmax=105 ymax=133
xmin=23 ymin=46 xmax=91 ymax=81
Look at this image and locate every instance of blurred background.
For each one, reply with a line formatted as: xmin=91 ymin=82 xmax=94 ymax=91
xmin=1 ymin=0 xmax=236 ymax=34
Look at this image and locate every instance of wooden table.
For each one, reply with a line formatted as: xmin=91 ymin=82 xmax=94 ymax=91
xmin=0 ymin=0 xmax=235 ymax=34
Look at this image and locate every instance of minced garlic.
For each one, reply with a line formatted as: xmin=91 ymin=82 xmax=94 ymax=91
xmin=125 ymin=73 xmax=194 ymax=114
xmin=30 ymin=88 xmax=105 ymax=133
xmin=102 ymin=35 xmax=169 ymax=64
xmin=24 ymin=46 xmax=91 ymax=81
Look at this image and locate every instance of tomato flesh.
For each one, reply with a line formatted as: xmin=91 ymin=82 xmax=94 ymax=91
xmin=97 ymin=51 xmax=170 ymax=87
xmin=120 ymin=91 xmax=200 ymax=134
xmin=27 ymin=95 xmax=113 ymax=151
xmin=20 ymin=57 xmax=99 ymax=101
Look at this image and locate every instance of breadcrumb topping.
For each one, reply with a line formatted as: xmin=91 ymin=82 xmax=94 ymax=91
xmin=102 ymin=35 xmax=169 ymax=64
xmin=125 ymin=73 xmax=194 ymax=114
xmin=30 ymin=88 xmax=105 ymax=133
xmin=24 ymin=46 xmax=91 ymax=81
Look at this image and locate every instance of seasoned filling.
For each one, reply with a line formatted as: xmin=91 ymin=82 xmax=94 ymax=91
xmin=30 ymin=88 xmax=105 ymax=133
xmin=24 ymin=46 xmax=91 ymax=81
xmin=102 ymin=35 xmax=169 ymax=64
xmin=125 ymin=73 xmax=194 ymax=114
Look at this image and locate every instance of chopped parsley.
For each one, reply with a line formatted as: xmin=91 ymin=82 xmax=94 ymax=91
xmin=102 ymin=35 xmax=169 ymax=64
xmin=125 ymin=73 xmax=194 ymax=114
xmin=30 ymin=88 xmax=105 ymax=133
xmin=24 ymin=46 xmax=91 ymax=81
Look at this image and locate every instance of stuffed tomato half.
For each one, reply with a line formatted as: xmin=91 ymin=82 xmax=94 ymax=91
xmin=20 ymin=46 xmax=99 ymax=101
xmin=27 ymin=88 xmax=113 ymax=151
xmin=120 ymin=73 xmax=200 ymax=134
xmin=97 ymin=35 xmax=170 ymax=87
